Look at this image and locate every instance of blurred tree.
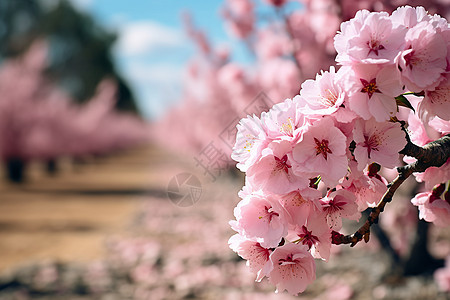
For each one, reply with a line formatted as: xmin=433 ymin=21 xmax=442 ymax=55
xmin=0 ymin=0 xmax=139 ymax=114
xmin=0 ymin=0 xmax=42 ymax=58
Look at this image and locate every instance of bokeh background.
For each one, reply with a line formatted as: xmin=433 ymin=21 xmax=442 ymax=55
xmin=1 ymin=0 xmax=450 ymax=299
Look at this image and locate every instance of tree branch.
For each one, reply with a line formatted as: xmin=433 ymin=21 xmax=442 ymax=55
xmin=332 ymin=134 xmax=450 ymax=247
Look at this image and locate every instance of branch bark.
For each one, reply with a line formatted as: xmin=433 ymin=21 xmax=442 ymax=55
xmin=332 ymin=134 xmax=450 ymax=247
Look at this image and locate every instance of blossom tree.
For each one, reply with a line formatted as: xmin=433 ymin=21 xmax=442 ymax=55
xmin=152 ymin=0 xmax=450 ymax=167
xmin=149 ymin=1 xmax=450 ymax=294
xmin=229 ymin=6 xmax=450 ymax=296
xmin=0 ymin=40 xmax=150 ymax=182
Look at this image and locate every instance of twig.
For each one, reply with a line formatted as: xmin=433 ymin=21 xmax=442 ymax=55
xmin=332 ymin=134 xmax=450 ymax=247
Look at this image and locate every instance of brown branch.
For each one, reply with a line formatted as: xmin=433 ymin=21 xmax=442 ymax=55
xmin=400 ymin=133 xmax=450 ymax=172
xmin=332 ymin=134 xmax=450 ymax=247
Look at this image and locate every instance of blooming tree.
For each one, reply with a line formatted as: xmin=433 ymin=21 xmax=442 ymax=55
xmin=229 ymin=6 xmax=450 ymax=295
xmin=0 ymin=39 xmax=150 ymax=182
xmin=153 ymin=0 xmax=450 ymax=171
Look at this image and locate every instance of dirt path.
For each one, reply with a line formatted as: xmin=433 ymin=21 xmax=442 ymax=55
xmin=0 ymin=146 xmax=171 ymax=272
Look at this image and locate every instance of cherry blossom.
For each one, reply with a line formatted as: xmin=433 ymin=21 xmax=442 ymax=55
xmin=407 ymin=107 xmax=440 ymax=146
xmin=429 ymin=117 xmax=450 ymax=135
xmin=291 ymin=117 xmax=348 ymax=187
xmin=228 ymin=234 xmax=272 ymax=281
xmin=267 ymin=243 xmax=316 ymax=296
xmin=261 ymin=98 xmax=305 ymax=142
xmin=289 ymin=208 xmax=332 ymax=261
xmin=227 ymin=6 xmax=450 ymax=295
xmin=247 ymin=140 xmax=309 ymax=194
xmin=341 ymin=161 xmax=388 ymax=210
xmin=231 ymin=193 xmax=290 ymax=248
xmin=335 ymin=11 xmax=407 ymax=65
xmin=278 ymin=188 xmax=321 ymax=228
xmin=419 ymin=76 xmax=450 ymax=121
xmin=298 ymin=66 xmax=356 ymax=123
xmin=411 ymin=186 xmax=450 ymax=227
xmin=396 ymin=20 xmax=448 ymax=92
xmin=232 ymin=114 xmax=268 ymax=172
xmin=390 ymin=6 xmax=430 ymax=28
xmin=320 ymin=189 xmax=360 ymax=230
xmin=412 ymin=159 xmax=450 ymax=191
xmin=352 ymin=118 xmax=406 ymax=170
xmin=344 ymin=64 xmax=404 ymax=122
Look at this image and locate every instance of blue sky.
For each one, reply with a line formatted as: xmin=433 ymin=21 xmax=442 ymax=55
xmin=67 ymin=0 xmax=301 ymax=119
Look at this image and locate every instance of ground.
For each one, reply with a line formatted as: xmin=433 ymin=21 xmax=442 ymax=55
xmin=0 ymin=145 xmax=448 ymax=299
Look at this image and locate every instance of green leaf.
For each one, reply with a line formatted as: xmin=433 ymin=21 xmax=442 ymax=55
xmin=395 ymin=95 xmax=415 ymax=113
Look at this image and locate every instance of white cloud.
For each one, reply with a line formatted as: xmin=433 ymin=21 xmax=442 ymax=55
xmin=114 ymin=21 xmax=185 ymax=57
xmin=126 ymin=62 xmax=183 ymax=85
xmin=111 ymin=20 xmax=190 ymax=119
xmin=120 ymin=62 xmax=184 ymax=120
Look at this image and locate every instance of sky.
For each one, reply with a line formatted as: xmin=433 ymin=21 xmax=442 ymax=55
xmin=67 ymin=0 xmax=302 ymax=120
xmin=65 ymin=0 xmax=234 ymax=120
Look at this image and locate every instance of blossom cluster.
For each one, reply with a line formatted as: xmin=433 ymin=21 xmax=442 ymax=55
xmin=229 ymin=6 xmax=450 ymax=295
xmin=0 ymin=40 xmax=149 ymax=164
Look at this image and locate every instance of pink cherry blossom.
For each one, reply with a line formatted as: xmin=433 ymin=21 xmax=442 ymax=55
xmin=267 ymin=243 xmax=316 ymax=296
xmin=334 ymin=10 xmax=372 ymax=64
xmin=419 ymin=76 xmax=450 ymax=121
xmin=278 ymin=188 xmax=322 ymax=228
xmin=247 ymin=140 xmax=309 ymax=194
xmin=413 ymin=159 xmax=450 ymax=191
xmin=238 ymin=177 xmax=260 ymax=199
xmin=298 ymin=66 xmax=356 ymax=123
xmin=352 ymin=118 xmax=406 ymax=170
xmin=344 ymin=64 xmax=404 ymax=122
xmin=396 ymin=20 xmax=448 ymax=92
xmin=232 ymin=114 xmax=268 ymax=172
xmin=429 ymin=117 xmax=450 ymax=135
xmin=220 ymin=6 xmax=450 ymax=295
xmin=228 ymin=234 xmax=272 ymax=281
xmin=335 ymin=11 xmax=407 ymax=65
xmin=289 ymin=208 xmax=332 ymax=261
xmin=407 ymin=108 xmax=441 ymax=147
xmin=291 ymin=117 xmax=348 ymax=187
xmin=390 ymin=6 xmax=430 ymax=28
xmin=320 ymin=189 xmax=360 ymax=230
xmin=341 ymin=161 xmax=388 ymax=210
xmin=231 ymin=193 xmax=290 ymax=248
xmin=411 ymin=190 xmax=450 ymax=227
xmin=261 ymin=98 xmax=306 ymax=143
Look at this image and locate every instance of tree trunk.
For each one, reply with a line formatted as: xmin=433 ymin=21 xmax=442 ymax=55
xmin=46 ymin=159 xmax=58 ymax=175
xmin=6 ymin=158 xmax=26 ymax=183
xmin=402 ymin=217 xmax=444 ymax=276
